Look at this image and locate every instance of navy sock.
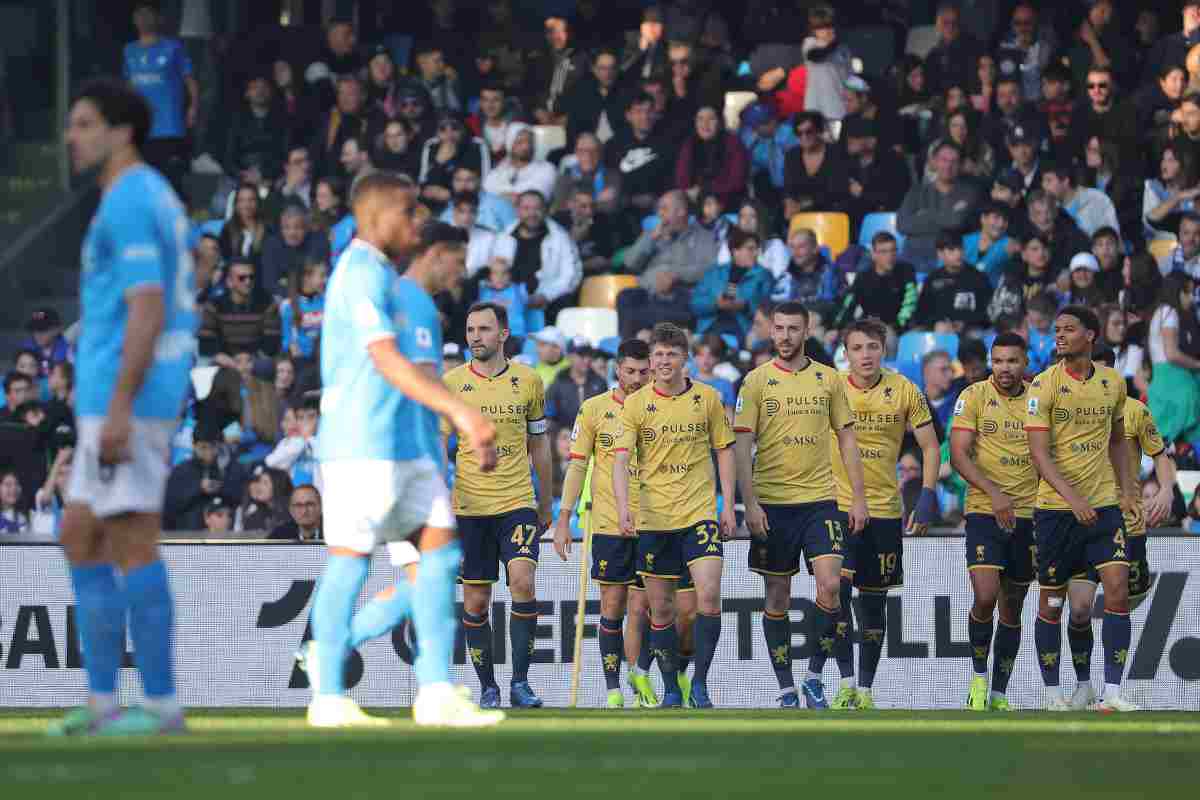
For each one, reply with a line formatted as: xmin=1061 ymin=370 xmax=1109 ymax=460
xmin=693 ymin=613 xmax=721 ymax=686
xmin=649 ymin=622 xmax=680 ymax=693
xmin=991 ymin=621 xmax=1021 ymax=694
xmin=598 ymin=616 xmax=624 ymax=691
xmin=1102 ymin=610 xmax=1131 ymax=686
xmin=1035 ymin=615 xmax=1061 ymax=688
xmin=636 ymin=619 xmax=654 ymax=671
xmin=808 ymin=600 xmax=837 ymax=679
xmin=857 ymin=594 xmax=886 ymax=689
xmin=835 ymin=579 xmax=855 ymax=678
xmin=762 ymin=611 xmax=794 ymax=690
xmin=463 ymin=611 xmax=497 ymax=689
xmin=1068 ymin=621 xmax=1094 ymax=683
xmin=968 ymin=612 xmax=993 ymax=675
xmin=125 ymin=561 xmax=175 ymax=699
xmin=678 ymin=653 xmax=693 ymax=675
xmin=509 ymin=600 xmax=537 ymax=684
xmin=69 ymin=564 xmax=126 ymax=696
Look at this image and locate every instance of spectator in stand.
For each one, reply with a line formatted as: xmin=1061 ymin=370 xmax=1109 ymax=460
xmin=477 ymin=238 xmax=533 ymax=344
xmin=272 ymin=59 xmax=315 ymax=140
xmin=1056 ymin=252 xmax=1106 ymax=310
xmin=1082 ymin=135 xmax=1141 ymax=247
xmin=1068 ymin=0 xmax=1132 ymax=92
xmin=555 ymin=184 xmax=617 ymax=276
xmin=0 ymin=471 xmax=29 ymax=533
xmin=450 ymin=192 xmax=501 ymax=276
xmin=440 ymin=165 xmax=516 ymax=232
xmin=419 ymin=112 xmax=490 ymax=211
xmin=311 ymin=176 xmax=347 ymax=236
xmin=988 ymin=232 xmax=1056 ymax=320
xmin=273 ymin=356 xmax=297 ymax=414
xmin=607 ymin=92 xmax=674 ymax=221
xmin=202 ymin=496 xmax=233 ymax=534
xmin=13 ymin=351 xmax=44 ymax=401
xmin=305 ymin=18 xmax=363 ymax=105
xmin=269 ymin=484 xmax=323 ymax=541
xmin=393 ymin=83 xmax=437 ymax=146
xmin=1012 ymin=294 xmax=1056 ymax=375
xmin=898 ymin=141 xmax=980 ymax=271
xmin=339 ymin=134 xmax=373 ymax=184
xmin=1147 ymin=272 xmax=1200 ymax=447
xmin=265 ymin=394 xmax=320 ymax=489
xmin=219 ymin=184 xmax=268 ymax=263
xmin=526 ymin=15 xmax=588 ymax=126
xmin=1067 ymin=66 xmax=1137 ymax=167
xmin=783 ymin=111 xmax=848 ymax=219
xmin=981 ymin=76 xmax=1040 ymax=169
xmin=531 ymin=327 xmax=570 ymax=387
xmin=924 ymin=3 xmax=984 ymax=95
xmin=30 ymin=445 xmax=70 ymax=538
xmin=994 ymin=2 xmax=1057 ymax=103
xmin=235 ymin=463 xmax=290 ymax=533
xmin=260 ymin=204 xmax=326 ymax=298
xmin=310 ymin=75 xmax=379 ymax=181
xmin=1002 ymin=123 xmax=1043 ymax=198
xmin=844 ymin=116 xmax=911 ymax=234
xmin=1040 ymin=161 xmax=1120 ymax=238
xmin=771 ymin=227 xmax=841 ymax=309
xmin=800 ymin=4 xmax=854 ymax=123
xmin=914 ymin=232 xmax=992 ymax=334
xmin=833 ymin=231 xmax=918 ymax=330
xmin=691 ymin=334 xmax=736 ymax=422
xmin=925 ymin=108 xmax=994 ymax=184
xmin=1090 ymin=226 xmax=1124 ymax=302
xmin=193 ymin=233 xmax=224 ymax=305
xmin=280 ymin=259 xmax=327 ymax=362
xmin=45 ymin=361 xmax=73 ymax=430
xmin=228 ymin=349 xmax=281 ymax=464
xmin=1098 ymin=303 xmax=1146 ymax=396
xmin=276 ymin=145 xmax=313 ymax=211
xmin=472 ymin=83 xmax=517 ymax=165
xmin=1037 ymin=62 xmax=1075 ymax=157
xmin=164 ymin=422 xmax=240 ymax=531
xmin=500 ymin=190 xmax=582 ymax=318
xmin=1159 ymin=212 xmax=1200 ymax=287
xmin=1144 ymin=143 xmax=1200 ymax=241
xmin=553 ymin=133 xmax=619 ymax=214
xmin=224 ymin=75 xmax=288 ymax=182
xmin=963 ymin=202 xmax=1020 ymax=288
xmin=921 ymin=350 xmax=960 ymax=439
xmin=546 ymin=338 xmax=608 ymax=430
xmin=373 ymin=119 xmax=421 ymax=178
xmin=484 ymin=124 xmax=557 ymax=206
xmin=21 ymin=307 xmax=69 ymax=379
xmin=1012 ymin=190 xmax=1089 ymax=277
xmin=620 ymin=5 xmax=669 ymax=86
xmin=674 ymin=105 xmax=748 ymax=209
xmin=0 ymin=372 xmax=34 ymax=422
xmin=1135 ymin=63 xmax=1187 ymax=135
xmin=716 ymin=200 xmax=788 ymax=281
xmin=198 ymin=258 xmax=282 ymax=363
xmin=563 ymin=48 xmax=624 ymax=146
xmin=412 ymin=43 xmax=462 ymax=113
xmin=738 ymin=99 xmax=796 ymax=209
xmin=618 ymin=189 xmax=719 ymax=337
xmin=691 ymin=228 xmax=774 ymax=341
xmin=123 ymin=2 xmax=198 ymax=192
xmin=363 ymin=44 xmax=401 ymax=120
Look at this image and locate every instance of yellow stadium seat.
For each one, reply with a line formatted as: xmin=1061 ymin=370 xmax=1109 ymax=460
xmin=578 ymin=274 xmax=640 ymax=309
xmin=1148 ymin=237 xmax=1179 ymax=264
xmin=789 ymin=212 xmax=851 ymax=257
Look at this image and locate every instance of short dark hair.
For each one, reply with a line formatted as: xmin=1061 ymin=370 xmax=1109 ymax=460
xmin=1040 ymin=160 xmax=1072 ymax=181
xmin=626 ymin=92 xmax=654 ymax=113
xmin=871 ymin=230 xmax=897 ymax=248
xmin=936 ymin=231 xmax=963 ymax=251
xmin=51 ymin=361 xmax=75 ymax=389
xmin=517 ymin=189 xmax=546 ymax=207
xmin=728 ymin=227 xmax=760 ymax=251
xmin=650 ymin=322 xmax=689 ymax=353
xmin=1058 ymin=305 xmax=1100 ymax=338
xmin=773 ymin=301 xmax=810 ymax=323
xmin=695 ymin=333 xmax=727 ymax=359
xmin=592 ymin=47 xmax=619 ymax=65
xmin=292 ymin=483 xmax=321 ymax=500
xmin=479 ymin=81 xmax=506 ymax=96
xmin=3 ymin=371 xmax=32 ymax=393
xmin=991 ymin=331 xmax=1028 ymax=354
xmin=452 ymin=191 xmax=479 ymax=210
xmin=921 ymin=349 xmax=952 ymax=370
xmin=467 ymin=301 xmax=509 ymax=330
xmin=1091 ymin=226 xmax=1120 ymax=244
xmin=845 ymin=317 xmax=888 ymax=345
xmin=932 ymin=140 xmax=962 ymax=159
xmin=1026 ymin=293 xmax=1057 ymax=317
xmin=72 ymin=78 xmax=153 ymax=151
xmin=617 ymin=338 xmax=650 ymax=363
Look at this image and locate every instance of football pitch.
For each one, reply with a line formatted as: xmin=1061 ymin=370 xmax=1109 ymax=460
xmin=1 ymin=710 xmax=1198 ymax=799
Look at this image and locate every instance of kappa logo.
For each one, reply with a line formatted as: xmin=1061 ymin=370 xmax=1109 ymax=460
xmin=987 ymin=398 xmax=999 ymax=408
xmin=1101 ymin=378 xmax=1110 ymax=391
xmin=461 ymin=384 xmax=475 ymax=393
xmin=815 ymin=371 xmax=824 ymax=381
xmin=1060 ymin=385 xmax=1071 ymax=395
xmin=767 ymin=378 xmax=781 ymax=387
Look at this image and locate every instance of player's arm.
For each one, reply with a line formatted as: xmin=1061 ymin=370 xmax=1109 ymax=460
xmin=614 ymin=402 xmax=640 ymax=537
xmin=553 ymin=457 xmax=587 ymax=559
xmin=1027 ymin=428 xmax=1096 ymax=524
xmin=949 ymin=427 xmax=1015 ymax=531
xmin=734 ymin=432 xmax=767 ymax=538
xmin=715 ymin=444 xmax=738 ymax=540
xmin=1146 ymin=449 xmax=1177 ymax=527
xmin=1108 ymin=416 xmax=1138 ymax=517
xmin=909 ymin=422 xmax=941 ymax=535
xmin=529 ymin=426 xmax=554 ymax=530
xmin=834 ymin=425 xmax=869 ymax=533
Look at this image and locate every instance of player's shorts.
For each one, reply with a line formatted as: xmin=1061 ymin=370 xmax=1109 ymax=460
xmin=321 ymin=458 xmax=454 ymax=554
xmin=637 ymin=521 xmax=722 ymax=581
xmin=630 ymin=567 xmax=692 ymax=591
xmin=1033 ymin=505 xmax=1127 ymax=589
xmin=838 ymin=515 xmax=904 ymax=592
xmin=749 ymin=501 xmax=844 ymax=577
xmin=67 ymin=416 xmax=175 ymax=518
xmin=458 ymin=507 xmax=540 ymax=584
xmin=1074 ymin=534 xmax=1151 ymax=599
xmin=964 ymin=514 xmax=1035 ymax=585
xmin=592 ymin=533 xmax=637 ymax=585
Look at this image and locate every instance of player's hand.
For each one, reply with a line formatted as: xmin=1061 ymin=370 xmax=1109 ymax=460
xmin=552 ymin=516 xmax=572 ymax=560
xmin=1069 ymin=497 xmax=1099 ymax=526
xmin=538 ymin=503 xmax=554 ymax=533
xmin=744 ymin=500 xmax=769 ymax=539
xmin=453 ymin=409 xmax=498 ymax=472
xmin=719 ymin=506 xmax=738 ymax=541
xmin=98 ymin=407 xmax=133 ymax=466
xmin=848 ymin=497 xmax=869 ymax=534
xmin=990 ymin=491 xmax=1016 ymax=533
xmin=906 ymin=487 xmax=939 ymax=536
xmin=619 ymin=507 xmax=636 ymax=537
xmin=1146 ymin=488 xmax=1172 ymax=528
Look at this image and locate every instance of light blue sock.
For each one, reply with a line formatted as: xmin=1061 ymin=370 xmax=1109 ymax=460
xmin=348 ymin=583 xmax=413 ymax=649
xmin=125 ymin=561 xmax=175 ymax=698
xmin=412 ymin=541 xmax=463 ymax=687
xmin=69 ymin=564 xmax=126 ymax=695
xmin=311 ymin=554 xmax=370 ymax=695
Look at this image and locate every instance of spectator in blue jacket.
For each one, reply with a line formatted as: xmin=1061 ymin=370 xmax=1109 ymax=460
xmin=962 ymin=202 xmax=1020 ymax=287
xmin=739 ymin=99 xmax=797 ymax=207
xmin=691 ymin=228 xmax=774 ymax=339
xmin=770 ymin=227 xmax=842 ymax=311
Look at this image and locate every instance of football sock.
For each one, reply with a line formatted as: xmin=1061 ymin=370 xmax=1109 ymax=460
xmin=762 ymin=611 xmax=794 ymax=691
xmin=810 ymin=599 xmax=837 ymax=680
xmin=598 ymin=616 xmax=624 ymax=691
xmin=509 ymin=600 xmax=537 ymax=684
xmin=1102 ymin=610 xmax=1131 ymax=687
xmin=649 ymin=621 xmax=681 ymax=694
xmin=462 ymin=610 xmax=497 ymax=689
xmin=311 ymin=554 xmax=369 ymax=695
xmin=1067 ymin=620 xmax=1094 ymax=685
xmin=991 ymin=620 xmax=1021 ymax=695
xmin=968 ymin=612 xmax=993 ymax=676
xmin=1034 ymin=614 xmax=1061 ymax=688
xmin=857 ymin=594 xmax=886 ymax=690
xmin=125 ymin=560 xmax=176 ymax=700
xmin=693 ymin=612 xmax=721 ymax=686
xmin=69 ymin=564 xmax=126 ymax=699
xmin=835 ymin=579 xmax=855 ymax=679
xmin=678 ymin=652 xmax=693 ymax=675
xmin=636 ymin=621 xmax=654 ymax=672
xmin=348 ymin=583 xmax=412 ymax=650
xmin=411 ymin=542 xmax=461 ymax=687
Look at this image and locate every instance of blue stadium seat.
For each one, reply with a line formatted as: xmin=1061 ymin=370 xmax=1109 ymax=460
xmin=858 ymin=212 xmax=903 ymax=251
xmin=198 ymin=219 xmax=224 ymax=238
xmin=896 ymin=332 xmax=958 ymax=389
xmin=597 ymin=336 xmax=620 ymax=356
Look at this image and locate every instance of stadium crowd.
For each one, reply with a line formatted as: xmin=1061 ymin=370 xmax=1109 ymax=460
xmin=7 ymin=0 xmax=1200 ymax=537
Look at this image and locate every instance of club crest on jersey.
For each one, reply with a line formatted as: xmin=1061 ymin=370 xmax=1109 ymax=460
xmin=510 ymin=376 xmax=521 ymax=393
xmin=1027 ymin=397 xmax=1039 ymax=414
xmin=815 ymin=371 xmax=824 ymax=381
xmin=693 ymin=394 xmax=702 ymax=406
xmin=987 ymin=398 xmax=999 ymax=408
xmin=604 ymin=411 xmax=616 ymax=420
xmin=647 ymin=403 xmax=658 ymax=413
xmin=1060 ymin=385 xmax=1071 ymax=395
xmin=883 ymin=387 xmax=894 ymax=399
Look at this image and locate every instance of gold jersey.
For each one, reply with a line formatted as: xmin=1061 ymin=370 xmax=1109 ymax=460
xmin=830 ymin=369 xmax=933 ymax=519
xmin=615 ymin=379 xmax=735 ymax=531
xmin=734 ymin=358 xmax=852 ymax=506
xmin=951 ymin=378 xmax=1038 ymax=518
xmin=1120 ymin=397 xmax=1166 ymax=536
xmin=442 ymin=360 xmax=547 ymax=516
xmin=569 ymin=390 xmax=638 ymax=535
xmin=1025 ymin=360 xmax=1126 ymax=511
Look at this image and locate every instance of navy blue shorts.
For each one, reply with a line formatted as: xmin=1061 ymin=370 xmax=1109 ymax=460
xmin=592 ymin=533 xmax=637 ymax=585
xmin=749 ymin=501 xmax=845 ymax=577
xmin=458 ymin=508 xmax=540 ymax=584
xmin=631 ymin=567 xmax=693 ymax=591
xmin=637 ymin=521 xmax=722 ymax=581
xmin=1033 ymin=505 xmax=1127 ymax=589
xmin=1079 ymin=533 xmax=1149 ymax=599
xmin=838 ymin=516 xmax=903 ymax=592
xmin=964 ymin=514 xmax=1036 ymax=585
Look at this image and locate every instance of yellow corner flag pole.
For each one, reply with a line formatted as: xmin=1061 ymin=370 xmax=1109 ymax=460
xmin=568 ymin=463 xmax=595 ymax=708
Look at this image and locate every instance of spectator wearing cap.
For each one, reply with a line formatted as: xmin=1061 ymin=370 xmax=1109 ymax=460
xmin=1005 ymin=124 xmax=1042 ymax=196
xmin=981 ymin=76 xmax=1041 ymax=166
xmin=994 ymin=2 xmax=1058 ymax=102
xmin=412 ymin=43 xmax=463 ymax=113
xmin=309 ymin=74 xmax=382 ymax=181
xmin=675 ymin=105 xmax=750 ymax=209
xmin=224 ymin=75 xmax=288 ymax=183
xmin=394 ymin=83 xmax=437 ymax=145
xmin=1066 ymin=65 xmax=1138 ymax=169
xmin=484 ymin=125 xmax=558 ymax=206
xmin=554 ymin=133 xmax=620 ymax=215
xmin=844 ymin=115 xmax=911 ymax=233
xmin=605 ymin=92 xmax=674 ymax=219
xmin=738 ymin=99 xmax=798 ymax=207
xmin=924 ymin=3 xmax=985 ymax=96
xmin=897 ymin=140 xmax=980 ymax=271
xmin=1143 ymin=1 xmax=1200 ymax=87
xmin=546 ymin=337 xmax=608 ymax=430
xmin=202 ymin=496 xmax=233 ymax=534
xmin=1041 ymin=160 xmax=1120 ymax=238
xmin=692 ymin=228 xmax=774 ymax=341
xmin=963 ymin=203 xmax=1020 ymax=287
xmin=554 ymin=182 xmax=617 ymax=276
xmin=800 ymin=4 xmax=855 ymax=123
xmin=260 ymin=204 xmax=327 ymax=299
xmin=477 ymin=234 xmax=535 ymax=343
xmin=525 ymin=15 xmax=588 ymax=126
xmin=440 ymin=165 xmax=516 ymax=233
xmin=620 ymin=5 xmax=669 ymax=85
xmin=21 ymin=307 xmax=70 ymax=379
xmin=419 ymin=112 xmax=490 ymax=210
xmin=1068 ymin=0 xmax=1133 ymax=92
xmin=833 ymin=231 xmax=919 ymax=331
xmin=164 ymin=421 xmax=241 ymax=531
xmin=562 ymin=48 xmax=625 ymax=147
xmin=532 ymin=327 xmax=570 ymax=388
xmin=991 ymin=167 xmax=1029 ymax=217
xmin=914 ymin=232 xmax=992 ymax=334
xmin=783 ymin=111 xmax=850 ymax=218
xmin=198 ymin=258 xmax=282 ymax=363
xmin=270 ymin=484 xmax=323 ymax=541
xmin=1057 ymin=251 xmax=1106 ymax=309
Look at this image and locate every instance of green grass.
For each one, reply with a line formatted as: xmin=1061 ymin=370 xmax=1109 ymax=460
xmin=1 ymin=709 xmax=1197 ymax=799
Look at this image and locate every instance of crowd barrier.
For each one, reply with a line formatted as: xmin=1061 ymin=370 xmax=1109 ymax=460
xmin=1 ymin=537 xmax=1197 ymax=709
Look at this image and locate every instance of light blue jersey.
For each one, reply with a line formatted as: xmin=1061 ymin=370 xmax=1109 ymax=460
xmin=123 ymin=38 xmax=193 ymax=140
xmin=77 ymin=164 xmax=198 ymax=421
xmin=318 ymin=241 xmax=443 ymax=463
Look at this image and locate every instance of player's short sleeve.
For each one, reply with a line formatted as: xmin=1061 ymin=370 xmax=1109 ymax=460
xmin=733 ymin=372 xmax=760 ymax=433
xmin=615 ymin=398 xmax=641 ymax=453
xmin=568 ymin=404 xmax=596 ymax=460
xmin=109 ymin=204 xmax=167 ymax=296
xmin=708 ymin=388 xmax=735 ymax=449
xmin=1137 ymin=406 xmax=1166 ymax=457
xmin=828 ymin=374 xmax=852 ymax=430
xmin=526 ymin=370 xmax=548 ymax=435
xmin=951 ymin=385 xmax=979 ymax=433
xmin=905 ymin=378 xmax=934 ymax=431
xmin=342 ymin=263 xmax=397 ymax=346
xmin=1025 ymin=374 xmax=1053 ymax=431
xmin=397 ymin=292 xmax=440 ymax=364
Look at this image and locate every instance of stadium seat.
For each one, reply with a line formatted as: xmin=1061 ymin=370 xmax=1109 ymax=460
xmin=896 ymin=331 xmax=959 ymax=388
xmin=1149 ymin=237 xmax=1179 ymax=264
xmin=1177 ymin=470 xmax=1200 ymax=502
xmin=532 ymin=125 xmax=566 ymax=162
xmin=789 ymin=212 xmax=850 ymax=257
xmin=906 ymin=25 xmax=939 ymax=58
xmin=597 ymin=336 xmax=620 ymax=356
xmin=198 ymin=219 xmax=224 ymax=239
xmin=724 ymin=91 xmax=758 ymax=131
xmin=556 ymin=307 xmax=618 ymax=345
xmin=843 ymin=26 xmax=895 ymax=78
xmin=859 ymin=211 xmax=904 ymax=250
xmin=579 ymin=274 xmax=640 ymax=309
